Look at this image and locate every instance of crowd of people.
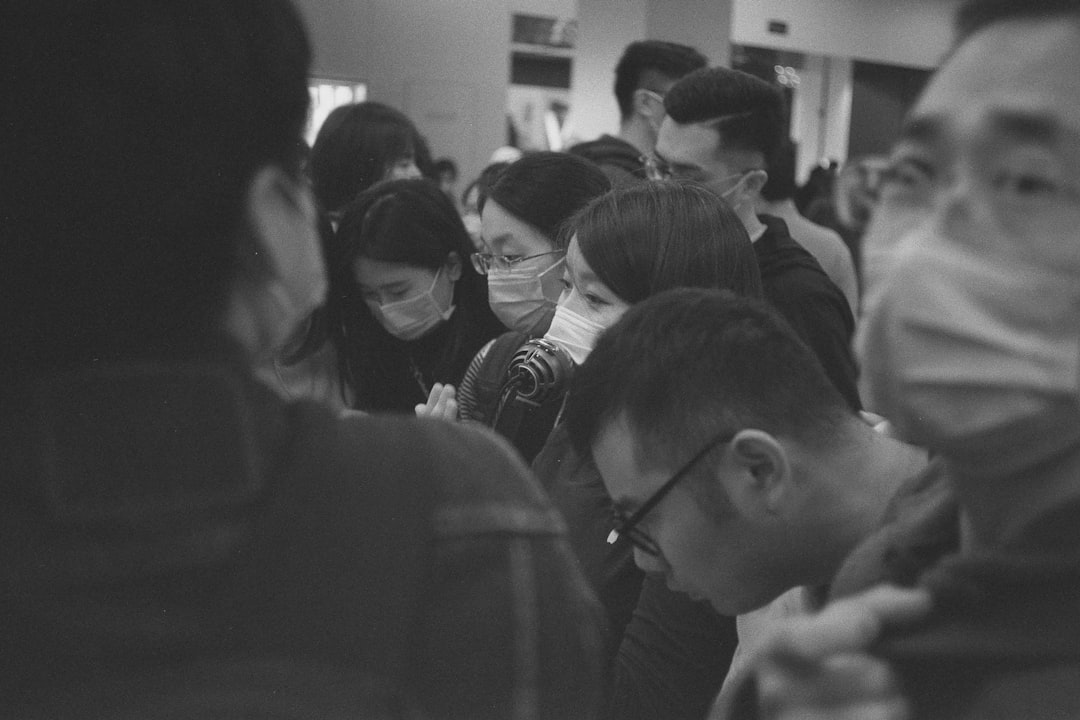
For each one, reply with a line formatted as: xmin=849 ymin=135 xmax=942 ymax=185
xmin=4 ymin=0 xmax=1080 ymax=718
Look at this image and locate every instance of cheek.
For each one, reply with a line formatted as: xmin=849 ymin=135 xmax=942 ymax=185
xmin=598 ymin=302 xmax=630 ymax=329
xmin=859 ymin=204 xmax=926 ymax=296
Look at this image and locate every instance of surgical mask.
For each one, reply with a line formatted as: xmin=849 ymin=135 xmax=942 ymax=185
xmin=543 ymin=303 xmax=608 ymax=365
xmin=856 ymin=230 xmax=1080 ymax=479
xmin=486 ymin=257 xmax=566 ymax=335
xmin=366 ymin=267 xmax=455 ymax=341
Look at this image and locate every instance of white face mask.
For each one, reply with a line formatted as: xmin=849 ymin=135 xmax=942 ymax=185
xmin=366 ymin=266 xmax=455 ymax=341
xmin=542 ymin=303 xmax=609 ymax=366
xmin=486 ymin=257 xmax=566 ymax=335
xmin=856 ymin=228 xmax=1080 ymax=479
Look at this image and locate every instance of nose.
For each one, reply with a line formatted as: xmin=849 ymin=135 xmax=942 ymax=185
xmin=931 ymin=165 xmax=1002 ymax=251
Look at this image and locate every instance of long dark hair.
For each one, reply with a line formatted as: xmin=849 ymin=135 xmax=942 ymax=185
xmin=308 ymin=102 xmax=419 ymax=215
xmin=566 ymin=180 xmax=764 ymax=303
xmin=328 ymin=178 xmax=503 ymax=412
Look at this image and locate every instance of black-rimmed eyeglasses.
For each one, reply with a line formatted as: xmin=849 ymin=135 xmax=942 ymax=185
xmin=607 ymin=430 xmax=737 ymax=556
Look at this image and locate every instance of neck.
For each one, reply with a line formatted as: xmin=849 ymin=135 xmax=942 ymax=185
xmin=952 ymin=441 xmax=1080 ymax=552
xmin=618 ymin=118 xmax=654 ymax=157
xmin=757 ymin=198 xmax=795 ymax=217
xmin=742 ymin=209 xmax=767 ymax=242
xmin=800 ymin=419 xmax=929 ymax=585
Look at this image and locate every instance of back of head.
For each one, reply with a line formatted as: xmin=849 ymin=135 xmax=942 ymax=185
xmin=2 ymin=0 xmax=311 ymax=372
xmin=567 ymin=288 xmax=848 ymax=469
xmin=567 ymin=180 xmax=763 ymax=304
xmin=760 ymin=138 xmax=798 ymax=203
xmin=485 ymin=152 xmax=611 ymax=247
xmin=614 ymin=41 xmax=708 ymax=120
xmin=664 ymin=67 xmax=787 ymax=160
xmin=308 ymin=101 xmax=419 ymax=214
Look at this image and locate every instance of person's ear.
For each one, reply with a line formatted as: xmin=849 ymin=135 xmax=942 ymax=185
xmin=724 ymin=429 xmax=791 ymax=514
xmin=633 ymin=88 xmax=665 ymax=122
xmin=740 ymin=169 xmax=769 ymax=200
xmin=245 ymin=164 xmax=325 ymax=293
xmin=445 ymin=250 xmax=463 ymax=282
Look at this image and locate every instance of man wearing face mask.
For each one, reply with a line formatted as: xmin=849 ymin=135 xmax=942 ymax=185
xmin=569 ymin=40 xmax=707 ymax=188
xmin=733 ymin=2 xmax=1080 ymax=718
xmin=653 ymin=67 xmax=861 ymax=411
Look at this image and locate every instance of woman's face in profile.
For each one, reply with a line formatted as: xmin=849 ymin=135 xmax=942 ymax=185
xmin=558 ymin=235 xmax=630 ymax=330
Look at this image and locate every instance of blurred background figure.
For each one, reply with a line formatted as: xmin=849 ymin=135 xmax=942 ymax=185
xmin=433 ymin=156 xmax=459 ymax=201
xmin=758 ymin=139 xmax=859 ymax=315
xmin=308 ymin=101 xmax=425 ymax=224
xmin=570 ymin=40 xmax=707 ymax=187
xmin=805 ymin=155 xmax=888 ymax=280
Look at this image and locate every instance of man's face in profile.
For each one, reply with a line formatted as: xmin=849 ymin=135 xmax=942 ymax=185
xmin=863 ymin=16 xmax=1080 ymax=289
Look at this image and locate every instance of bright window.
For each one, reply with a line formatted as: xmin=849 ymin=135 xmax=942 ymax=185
xmin=306 ymin=80 xmax=367 ymax=145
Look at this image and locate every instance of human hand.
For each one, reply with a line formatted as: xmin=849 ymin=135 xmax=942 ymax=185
xmin=415 ymin=383 xmax=459 ymax=422
xmin=751 ymin=585 xmax=932 ymax=720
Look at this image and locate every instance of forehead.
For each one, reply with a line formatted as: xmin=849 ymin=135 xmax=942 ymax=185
xmin=912 ymin=18 xmax=1080 ymax=143
xmin=353 ymin=256 xmax=432 ymax=289
xmin=566 ymin=235 xmax=599 ymax=281
xmin=592 ymin=415 xmax=665 ymax=505
xmin=480 ymin=199 xmax=553 ymax=254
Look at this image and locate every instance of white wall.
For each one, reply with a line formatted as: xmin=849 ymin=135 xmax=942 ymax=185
xmin=292 ymin=0 xmax=511 ymax=190
xmin=732 ymin=0 xmax=961 ymax=69
xmin=568 ymin=0 xmax=648 ymax=143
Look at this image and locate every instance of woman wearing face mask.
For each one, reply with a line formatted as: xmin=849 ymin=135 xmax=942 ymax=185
xmin=308 ymin=101 xmax=426 ymax=225
xmin=327 ymin=178 xmax=504 ymax=413
xmin=436 ymin=153 xmax=609 ymax=434
xmin=533 ymin=180 xmax=763 ymax=707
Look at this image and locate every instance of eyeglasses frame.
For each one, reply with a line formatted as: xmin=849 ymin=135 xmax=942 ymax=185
xmin=609 ymin=429 xmax=738 ymax=556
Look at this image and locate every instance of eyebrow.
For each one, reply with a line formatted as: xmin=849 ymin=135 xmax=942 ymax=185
xmin=900 ymin=109 xmax=1074 ymax=147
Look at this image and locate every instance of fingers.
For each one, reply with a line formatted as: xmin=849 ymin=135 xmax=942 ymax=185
xmin=766 ymin=586 xmax=932 ymax=659
xmin=749 ymin=586 xmax=932 ymax=720
xmin=415 ymin=383 xmax=458 ymax=422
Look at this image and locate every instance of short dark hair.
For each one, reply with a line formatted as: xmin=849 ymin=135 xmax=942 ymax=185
xmin=309 ymin=102 xmax=420 ymax=214
xmin=955 ymin=0 xmax=1080 ymax=41
xmin=760 ymin=138 xmax=798 ymax=202
xmin=565 ymin=180 xmax=763 ymax=304
xmin=566 ymin=288 xmax=850 ymax=472
xmin=485 ymin=152 xmax=611 ymax=248
xmin=614 ymin=41 xmax=707 ymax=121
xmin=664 ymin=67 xmax=787 ymax=161
xmin=2 ymin=0 xmax=311 ymax=371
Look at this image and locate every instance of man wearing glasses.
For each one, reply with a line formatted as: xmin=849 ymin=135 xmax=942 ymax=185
xmin=651 ymin=67 xmax=862 ymax=412
xmin=565 ymin=288 xmax=928 ymax=716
